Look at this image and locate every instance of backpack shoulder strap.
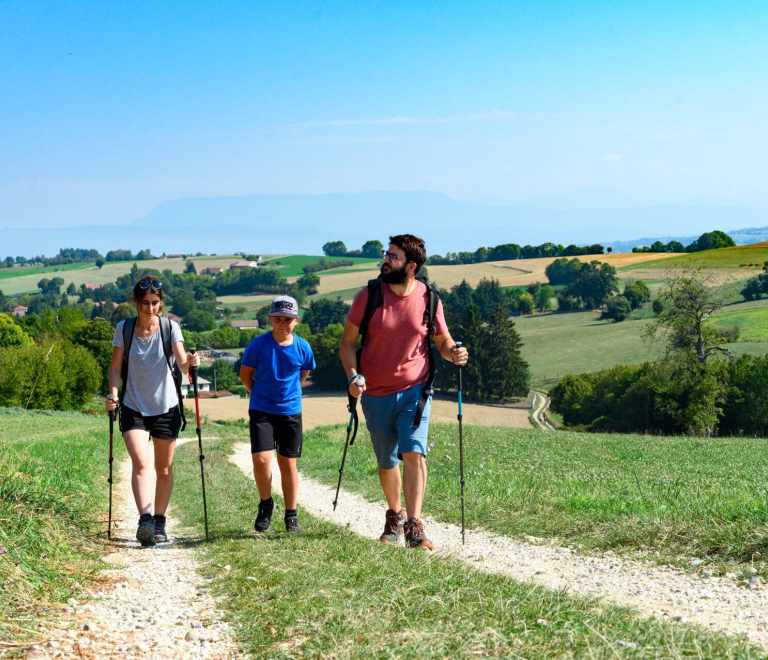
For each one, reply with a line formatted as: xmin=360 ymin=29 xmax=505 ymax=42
xmin=354 ymin=278 xmax=384 ymax=377
xmin=412 ymin=283 xmax=441 ymax=430
xmin=120 ymin=317 xmax=137 ymax=403
xmin=358 ymin=278 xmax=383 ymax=347
xmin=160 ymin=316 xmax=187 ymax=431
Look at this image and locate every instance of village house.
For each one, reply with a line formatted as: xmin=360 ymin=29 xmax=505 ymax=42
xmin=12 ymin=305 xmax=28 ymax=317
xmin=165 ymin=312 xmax=183 ymax=324
xmin=84 ymin=283 xmax=101 ymax=290
xmin=229 ymin=260 xmax=258 ymax=269
xmin=180 ymin=376 xmax=211 ymax=397
xmin=200 ymin=267 xmax=222 ymax=277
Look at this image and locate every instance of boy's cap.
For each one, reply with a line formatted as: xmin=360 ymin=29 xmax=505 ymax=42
xmin=269 ymin=295 xmax=299 ymax=318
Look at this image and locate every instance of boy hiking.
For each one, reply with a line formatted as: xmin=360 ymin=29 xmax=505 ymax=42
xmin=340 ymin=234 xmax=468 ymax=549
xmin=239 ymin=296 xmax=316 ymax=533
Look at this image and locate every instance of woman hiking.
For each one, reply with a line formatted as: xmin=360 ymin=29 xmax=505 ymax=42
xmin=105 ymin=275 xmax=199 ymax=547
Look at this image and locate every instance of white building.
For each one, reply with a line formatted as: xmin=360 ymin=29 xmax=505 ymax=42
xmin=181 ymin=376 xmax=211 ymax=397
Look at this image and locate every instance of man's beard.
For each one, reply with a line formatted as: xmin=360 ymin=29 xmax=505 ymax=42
xmin=380 ymin=262 xmax=408 ymax=284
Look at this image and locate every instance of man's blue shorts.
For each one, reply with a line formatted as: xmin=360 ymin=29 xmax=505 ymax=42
xmin=361 ymin=383 xmax=432 ymax=469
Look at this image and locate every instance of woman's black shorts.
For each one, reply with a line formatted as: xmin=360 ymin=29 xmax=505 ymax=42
xmin=120 ymin=405 xmax=181 ymax=440
xmin=249 ymin=410 xmax=303 ymax=457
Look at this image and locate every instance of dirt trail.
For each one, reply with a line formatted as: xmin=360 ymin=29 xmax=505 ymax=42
xmin=185 ymin=393 xmax=532 ymax=430
xmin=28 ymin=438 xmax=243 ymax=660
xmin=230 ymin=443 xmax=768 ymax=650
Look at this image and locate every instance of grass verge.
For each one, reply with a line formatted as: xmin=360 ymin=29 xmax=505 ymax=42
xmin=170 ymin=430 xmax=762 ymax=658
xmin=0 ymin=408 xmax=123 ymax=647
xmin=300 ymin=422 xmax=768 ymax=573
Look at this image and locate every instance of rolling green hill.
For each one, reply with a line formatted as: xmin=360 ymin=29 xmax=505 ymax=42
xmin=263 ymin=254 xmax=379 ymax=277
xmin=621 ymin=243 xmax=768 ymax=271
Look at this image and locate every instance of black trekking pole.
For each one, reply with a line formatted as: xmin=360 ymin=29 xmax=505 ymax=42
xmin=333 ymin=386 xmax=360 ymax=510
xmin=107 ymin=408 xmax=116 ymax=539
xmin=455 ymin=342 xmax=466 ymax=545
xmin=189 ymin=349 xmax=209 ymax=541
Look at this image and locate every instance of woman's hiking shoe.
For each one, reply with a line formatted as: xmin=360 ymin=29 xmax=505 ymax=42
xmin=380 ymin=508 xmax=406 ymax=544
xmin=254 ymin=497 xmax=274 ymax=533
xmin=284 ymin=515 xmax=302 ymax=533
xmin=154 ymin=514 xmax=168 ymax=543
xmin=136 ymin=514 xmax=156 ymax=547
xmin=404 ymin=518 xmax=434 ymax=550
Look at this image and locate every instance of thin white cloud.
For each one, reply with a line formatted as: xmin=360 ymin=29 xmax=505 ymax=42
xmin=602 ymin=154 xmax=622 ymax=162
xmin=297 ymin=110 xmax=540 ymax=128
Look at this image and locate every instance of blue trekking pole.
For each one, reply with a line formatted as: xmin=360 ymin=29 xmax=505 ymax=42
xmin=455 ymin=342 xmax=466 ymax=544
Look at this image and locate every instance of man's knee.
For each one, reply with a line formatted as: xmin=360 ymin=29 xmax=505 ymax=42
xmin=252 ymin=451 xmax=272 ymax=467
xmin=402 ymin=451 xmax=424 ymax=466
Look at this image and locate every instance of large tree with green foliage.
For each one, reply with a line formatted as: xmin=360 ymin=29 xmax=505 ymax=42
xmin=302 ymin=297 xmax=350 ymax=334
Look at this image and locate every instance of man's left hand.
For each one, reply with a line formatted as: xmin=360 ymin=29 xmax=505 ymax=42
xmin=451 ymin=346 xmax=468 ymax=366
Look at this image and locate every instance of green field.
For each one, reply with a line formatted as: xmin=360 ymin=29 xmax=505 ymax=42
xmin=167 ymin=427 xmax=760 ymax=658
xmin=0 ymin=255 xmax=242 ymax=297
xmin=264 ymin=254 xmax=379 ymax=278
xmin=301 ymin=422 xmax=768 ymax=574
xmin=711 ymin=306 xmax=768 ymax=341
xmin=0 ymin=408 xmax=126 ymax=646
xmin=621 ymin=245 xmax=768 ymax=271
xmin=0 ymin=262 xmax=93 ymax=281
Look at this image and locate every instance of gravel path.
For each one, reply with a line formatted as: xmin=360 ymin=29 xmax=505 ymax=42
xmin=230 ymin=442 xmax=768 ymax=649
xmin=28 ymin=438 xmax=245 ymax=660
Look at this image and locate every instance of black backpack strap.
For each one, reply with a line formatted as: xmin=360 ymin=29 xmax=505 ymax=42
xmin=160 ymin=316 xmax=187 ymax=432
xmin=354 ymin=278 xmax=384 ymax=377
xmin=119 ymin=317 xmax=137 ymax=409
xmin=412 ymin=283 xmax=440 ymax=430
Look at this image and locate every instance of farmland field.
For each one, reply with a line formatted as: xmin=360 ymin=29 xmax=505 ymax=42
xmin=621 ymin=244 xmax=768 ymax=272
xmin=0 ymin=255 xmax=242 ymax=296
xmin=263 ymin=254 xmax=379 ymax=278
xmin=0 ymin=262 xmax=92 ymax=281
xmin=311 ymin=251 xmax=678 ymax=295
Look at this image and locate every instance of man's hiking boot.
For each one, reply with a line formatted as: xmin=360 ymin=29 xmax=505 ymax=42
xmin=154 ymin=514 xmax=168 ymax=543
xmin=404 ymin=517 xmax=434 ymax=550
xmin=136 ymin=513 xmax=156 ymax=547
xmin=380 ymin=508 xmax=406 ymax=544
xmin=254 ymin=497 xmax=274 ymax=533
xmin=285 ymin=515 xmax=302 ymax=533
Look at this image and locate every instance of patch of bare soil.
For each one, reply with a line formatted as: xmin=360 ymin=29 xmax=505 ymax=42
xmin=185 ymin=393 xmax=532 ymax=430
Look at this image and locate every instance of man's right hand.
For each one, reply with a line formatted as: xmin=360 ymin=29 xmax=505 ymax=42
xmin=348 ymin=375 xmax=366 ymax=398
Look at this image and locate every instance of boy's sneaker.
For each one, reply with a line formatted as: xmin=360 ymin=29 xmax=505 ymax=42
xmin=404 ymin=517 xmax=434 ymax=550
xmin=136 ymin=514 xmax=156 ymax=547
xmin=380 ymin=508 xmax=406 ymax=544
xmin=154 ymin=514 xmax=168 ymax=543
xmin=285 ymin=515 xmax=302 ymax=533
xmin=254 ymin=497 xmax=274 ymax=533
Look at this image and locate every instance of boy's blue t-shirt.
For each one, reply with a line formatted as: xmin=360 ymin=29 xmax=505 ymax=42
xmin=241 ymin=332 xmax=316 ymax=415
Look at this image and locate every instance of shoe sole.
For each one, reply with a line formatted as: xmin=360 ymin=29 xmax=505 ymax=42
xmin=254 ymin=523 xmax=271 ymax=533
xmin=379 ymin=536 xmax=401 ymax=544
xmin=137 ymin=523 xmax=156 ymax=546
xmin=406 ymin=540 xmax=434 ymax=550
xmin=154 ymin=534 xmax=168 ymax=543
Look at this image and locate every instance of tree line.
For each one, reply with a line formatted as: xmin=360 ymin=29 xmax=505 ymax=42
xmin=631 ymin=230 xmax=735 ymax=254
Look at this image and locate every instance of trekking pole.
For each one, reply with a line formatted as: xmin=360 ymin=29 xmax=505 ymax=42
xmin=189 ymin=349 xmax=209 ymax=541
xmin=455 ymin=342 xmax=466 ymax=545
xmin=333 ymin=387 xmax=360 ymax=510
xmin=107 ymin=408 xmax=116 ymax=539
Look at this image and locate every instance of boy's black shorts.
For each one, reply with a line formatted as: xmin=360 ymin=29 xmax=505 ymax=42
xmin=120 ymin=405 xmax=181 ymax=440
xmin=249 ymin=409 xmax=303 ymax=457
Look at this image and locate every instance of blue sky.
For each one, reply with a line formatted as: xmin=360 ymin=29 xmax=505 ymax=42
xmin=1 ymin=0 xmax=767 ymax=228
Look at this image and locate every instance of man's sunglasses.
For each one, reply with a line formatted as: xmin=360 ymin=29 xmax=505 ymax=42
xmin=381 ymin=250 xmax=404 ymax=262
xmin=138 ymin=279 xmax=162 ymax=291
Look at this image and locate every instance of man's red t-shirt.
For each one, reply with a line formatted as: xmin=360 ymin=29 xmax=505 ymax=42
xmin=347 ymin=280 xmax=447 ymax=397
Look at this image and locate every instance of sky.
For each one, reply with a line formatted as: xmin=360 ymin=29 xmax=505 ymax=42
xmin=2 ymin=0 xmax=768 ymax=229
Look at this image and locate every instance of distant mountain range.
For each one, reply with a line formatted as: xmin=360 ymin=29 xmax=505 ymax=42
xmin=2 ymin=190 xmax=768 ymax=257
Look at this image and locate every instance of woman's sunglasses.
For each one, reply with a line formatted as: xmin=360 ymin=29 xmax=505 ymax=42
xmin=138 ymin=278 xmax=162 ymax=292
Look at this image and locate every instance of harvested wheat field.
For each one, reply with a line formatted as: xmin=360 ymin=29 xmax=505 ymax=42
xmin=620 ymin=267 xmax=755 ymax=287
xmin=185 ymin=392 xmax=532 ymax=430
xmin=310 ymin=252 xmax=680 ymax=295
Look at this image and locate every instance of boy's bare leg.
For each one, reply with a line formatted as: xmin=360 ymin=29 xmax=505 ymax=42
xmin=251 ymin=451 xmax=273 ymax=500
xmin=276 ymin=454 xmax=299 ymax=510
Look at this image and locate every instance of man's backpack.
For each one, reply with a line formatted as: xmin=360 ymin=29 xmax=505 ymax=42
xmin=121 ymin=315 xmax=187 ymax=431
xmin=357 ymin=278 xmax=440 ymax=429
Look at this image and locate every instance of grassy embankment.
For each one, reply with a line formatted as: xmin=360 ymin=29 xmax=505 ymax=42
xmin=169 ymin=427 xmax=762 ymax=658
xmin=0 ymin=408 xmax=125 ymax=647
xmin=300 ymin=422 xmax=768 ymax=576
xmin=263 ymin=254 xmax=379 ymax=278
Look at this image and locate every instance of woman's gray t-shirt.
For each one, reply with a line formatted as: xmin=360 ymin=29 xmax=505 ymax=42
xmin=113 ymin=319 xmax=184 ymax=416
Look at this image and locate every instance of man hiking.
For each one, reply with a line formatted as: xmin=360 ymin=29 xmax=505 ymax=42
xmin=240 ymin=295 xmax=316 ymax=533
xmin=340 ymin=234 xmax=468 ymax=549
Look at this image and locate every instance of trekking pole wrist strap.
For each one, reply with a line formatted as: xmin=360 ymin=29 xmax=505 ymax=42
xmin=348 ymin=373 xmax=365 ymax=386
